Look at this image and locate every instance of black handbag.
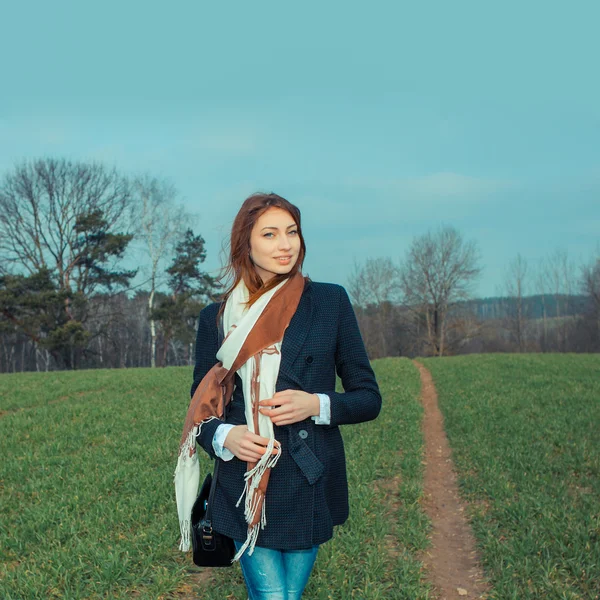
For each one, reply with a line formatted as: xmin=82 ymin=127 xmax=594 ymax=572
xmin=190 ymin=466 xmax=235 ymax=567
xmin=190 ymin=314 xmax=235 ymax=567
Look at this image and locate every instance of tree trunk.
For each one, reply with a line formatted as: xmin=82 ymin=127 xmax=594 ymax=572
xmin=170 ymin=339 xmax=178 ymax=365
xmin=438 ymin=304 xmax=447 ymax=357
xmin=541 ymin=297 xmax=547 ymax=352
xmin=161 ymin=332 xmax=169 ymax=367
xmin=149 ymin=283 xmax=156 ymax=368
xmin=555 ymin=294 xmax=562 ymax=351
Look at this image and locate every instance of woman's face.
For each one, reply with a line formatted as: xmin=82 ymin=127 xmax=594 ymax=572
xmin=249 ymin=207 xmax=301 ymax=283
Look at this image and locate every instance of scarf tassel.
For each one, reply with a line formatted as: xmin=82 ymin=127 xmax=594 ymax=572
xmin=174 ymin=417 xmax=219 ymax=552
xmin=233 ymin=437 xmax=282 ymax=558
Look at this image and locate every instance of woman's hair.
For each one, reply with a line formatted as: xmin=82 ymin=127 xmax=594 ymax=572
xmin=218 ymin=192 xmax=307 ymax=311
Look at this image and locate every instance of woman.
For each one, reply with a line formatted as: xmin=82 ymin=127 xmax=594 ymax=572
xmin=184 ymin=192 xmax=381 ymax=599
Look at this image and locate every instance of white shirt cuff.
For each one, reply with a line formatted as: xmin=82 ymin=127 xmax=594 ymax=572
xmin=212 ymin=423 xmax=236 ymax=460
xmin=311 ymin=393 xmax=331 ymax=425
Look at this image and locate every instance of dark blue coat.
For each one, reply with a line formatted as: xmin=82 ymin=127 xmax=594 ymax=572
xmin=191 ymin=280 xmax=382 ymax=550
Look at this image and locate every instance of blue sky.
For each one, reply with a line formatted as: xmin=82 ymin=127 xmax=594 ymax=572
xmin=1 ymin=0 xmax=598 ymax=298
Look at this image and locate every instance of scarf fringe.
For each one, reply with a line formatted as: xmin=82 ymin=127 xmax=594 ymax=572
xmin=175 ymin=417 xmax=219 ymax=552
xmin=233 ymin=520 xmax=261 ymax=561
xmin=178 ymin=518 xmax=192 ymax=551
xmin=232 ymin=438 xmax=282 ymax=560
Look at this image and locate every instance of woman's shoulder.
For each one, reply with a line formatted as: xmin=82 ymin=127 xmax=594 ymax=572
xmin=198 ymin=300 xmax=222 ymax=321
xmin=305 ymin=279 xmax=348 ymax=300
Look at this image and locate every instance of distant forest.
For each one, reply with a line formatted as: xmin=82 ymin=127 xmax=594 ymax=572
xmin=469 ymin=294 xmax=588 ymax=321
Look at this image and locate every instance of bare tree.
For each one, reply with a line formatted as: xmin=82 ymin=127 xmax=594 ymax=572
xmin=547 ymin=248 xmax=578 ymax=351
xmin=0 ymin=158 xmax=135 ymax=368
xmin=0 ymin=158 xmax=131 ymax=286
xmin=347 ymin=257 xmax=400 ymax=308
xmin=399 ymin=225 xmax=481 ymax=356
xmin=533 ymin=256 xmax=553 ymax=351
xmin=579 ymin=247 xmax=600 ymax=351
xmin=501 ymin=253 xmax=531 ymax=352
xmin=347 ymin=257 xmax=401 ymax=358
xmin=131 ymin=175 xmax=187 ymax=367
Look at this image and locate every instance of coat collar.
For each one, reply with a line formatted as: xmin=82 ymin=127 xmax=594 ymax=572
xmin=279 ymin=278 xmax=313 ymax=387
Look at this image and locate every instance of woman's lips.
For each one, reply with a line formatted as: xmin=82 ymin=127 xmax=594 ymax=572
xmin=275 ymin=256 xmax=292 ymax=264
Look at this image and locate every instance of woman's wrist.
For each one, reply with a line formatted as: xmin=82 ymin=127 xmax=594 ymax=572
xmin=223 ymin=424 xmax=244 ymax=451
xmin=311 ymin=393 xmax=320 ymax=417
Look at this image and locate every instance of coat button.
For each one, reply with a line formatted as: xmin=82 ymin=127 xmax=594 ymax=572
xmin=298 ymin=429 xmax=308 ymax=439
xmin=305 ymin=355 xmax=313 ymax=364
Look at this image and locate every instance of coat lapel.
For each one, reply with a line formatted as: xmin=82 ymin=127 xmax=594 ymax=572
xmin=278 ymin=280 xmax=313 ymax=387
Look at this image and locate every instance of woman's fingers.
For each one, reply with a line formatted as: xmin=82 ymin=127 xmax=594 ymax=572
xmin=238 ymin=429 xmax=280 ymax=460
xmin=258 ymin=390 xmax=319 ymax=425
xmin=238 ymin=449 xmax=264 ymax=462
xmin=244 ymin=430 xmax=274 ymax=446
xmin=240 ymin=438 xmax=275 ymax=454
xmin=222 ymin=424 xmax=281 ymax=461
xmin=260 ymin=405 xmax=288 ymax=417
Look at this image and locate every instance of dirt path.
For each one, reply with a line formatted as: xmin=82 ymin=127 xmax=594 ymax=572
xmin=413 ymin=360 xmax=491 ymax=600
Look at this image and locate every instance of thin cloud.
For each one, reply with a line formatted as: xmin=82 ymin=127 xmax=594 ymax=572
xmin=344 ymin=171 xmax=514 ymax=199
xmin=293 ymin=172 xmax=515 ymax=230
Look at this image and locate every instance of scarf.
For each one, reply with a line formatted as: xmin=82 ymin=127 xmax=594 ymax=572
xmin=174 ymin=272 xmax=305 ymax=560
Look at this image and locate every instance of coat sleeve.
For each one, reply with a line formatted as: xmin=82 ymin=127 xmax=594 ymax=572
xmin=328 ymin=286 xmax=382 ymax=427
xmin=190 ymin=304 xmax=222 ymax=460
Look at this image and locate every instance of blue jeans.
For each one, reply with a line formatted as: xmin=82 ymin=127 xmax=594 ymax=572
xmin=234 ymin=539 xmax=319 ymax=600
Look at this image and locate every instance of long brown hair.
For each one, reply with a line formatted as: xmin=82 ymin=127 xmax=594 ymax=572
xmin=218 ymin=192 xmax=307 ymax=313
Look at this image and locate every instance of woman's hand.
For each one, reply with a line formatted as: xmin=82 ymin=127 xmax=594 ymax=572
xmin=223 ymin=425 xmax=280 ymax=462
xmin=258 ymin=390 xmax=320 ymax=426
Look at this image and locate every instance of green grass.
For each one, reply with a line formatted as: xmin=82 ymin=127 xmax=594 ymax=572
xmin=421 ymin=353 xmax=600 ymax=600
xmin=7 ymin=353 xmax=595 ymax=599
xmin=0 ymin=358 xmax=430 ymax=599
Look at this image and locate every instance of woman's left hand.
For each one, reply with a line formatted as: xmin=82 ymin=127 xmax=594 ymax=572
xmin=258 ymin=390 xmax=320 ymax=426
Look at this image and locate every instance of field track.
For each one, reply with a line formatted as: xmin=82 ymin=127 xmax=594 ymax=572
xmin=415 ymin=360 xmax=491 ymax=600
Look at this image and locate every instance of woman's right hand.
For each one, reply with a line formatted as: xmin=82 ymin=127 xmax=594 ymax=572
xmin=223 ymin=425 xmax=280 ymax=462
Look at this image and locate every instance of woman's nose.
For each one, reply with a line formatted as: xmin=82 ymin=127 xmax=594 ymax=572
xmin=278 ymin=235 xmax=292 ymax=250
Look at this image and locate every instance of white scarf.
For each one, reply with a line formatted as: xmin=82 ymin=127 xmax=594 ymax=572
xmin=175 ymin=277 xmax=287 ymax=560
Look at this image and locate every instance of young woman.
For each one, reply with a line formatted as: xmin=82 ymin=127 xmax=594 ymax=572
xmin=183 ymin=192 xmax=381 ymax=599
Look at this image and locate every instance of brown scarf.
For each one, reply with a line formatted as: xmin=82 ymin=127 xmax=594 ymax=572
xmin=178 ymin=272 xmax=305 ymax=545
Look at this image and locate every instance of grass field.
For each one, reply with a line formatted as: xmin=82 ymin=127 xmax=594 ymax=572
xmin=0 ymin=358 xmax=431 ymax=600
xmin=2 ymin=354 xmax=598 ymax=599
xmin=422 ymin=353 xmax=600 ymax=600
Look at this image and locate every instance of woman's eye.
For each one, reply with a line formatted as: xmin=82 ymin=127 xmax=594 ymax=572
xmin=263 ymin=230 xmax=297 ymax=238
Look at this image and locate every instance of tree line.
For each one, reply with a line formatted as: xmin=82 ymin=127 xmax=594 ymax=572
xmin=0 ymin=158 xmax=218 ymax=372
xmin=1 ymin=157 xmax=598 ymax=373
xmin=348 ymin=234 xmax=599 ymax=359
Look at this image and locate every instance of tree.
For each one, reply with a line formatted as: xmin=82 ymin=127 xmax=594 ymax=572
xmin=347 ymin=257 xmax=401 ymax=358
xmin=131 ymin=175 xmax=187 ymax=367
xmin=0 ymin=268 xmax=88 ymax=368
xmin=399 ymin=225 xmax=482 ymax=356
xmin=152 ymin=229 xmax=218 ymax=366
xmin=348 ymin=257 xmax=400 ymax=308
xmin=579 ymin=249 xmax=600 ymax=351
xmin=0 ymin=158 xmax=136 ymax=367
xmin=0 ymin=158 xmax=131 ymax=278
xmin=547 ymin=248 xmax=578 ymax=351
xmin=533 ymin=256 xmax=553 ymax=351
xmin=501 ymin=253 xmax=531 ymax=352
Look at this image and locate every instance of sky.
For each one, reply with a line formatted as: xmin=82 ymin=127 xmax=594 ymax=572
xmin=1 ymin=0 xmax=598 ymax=299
